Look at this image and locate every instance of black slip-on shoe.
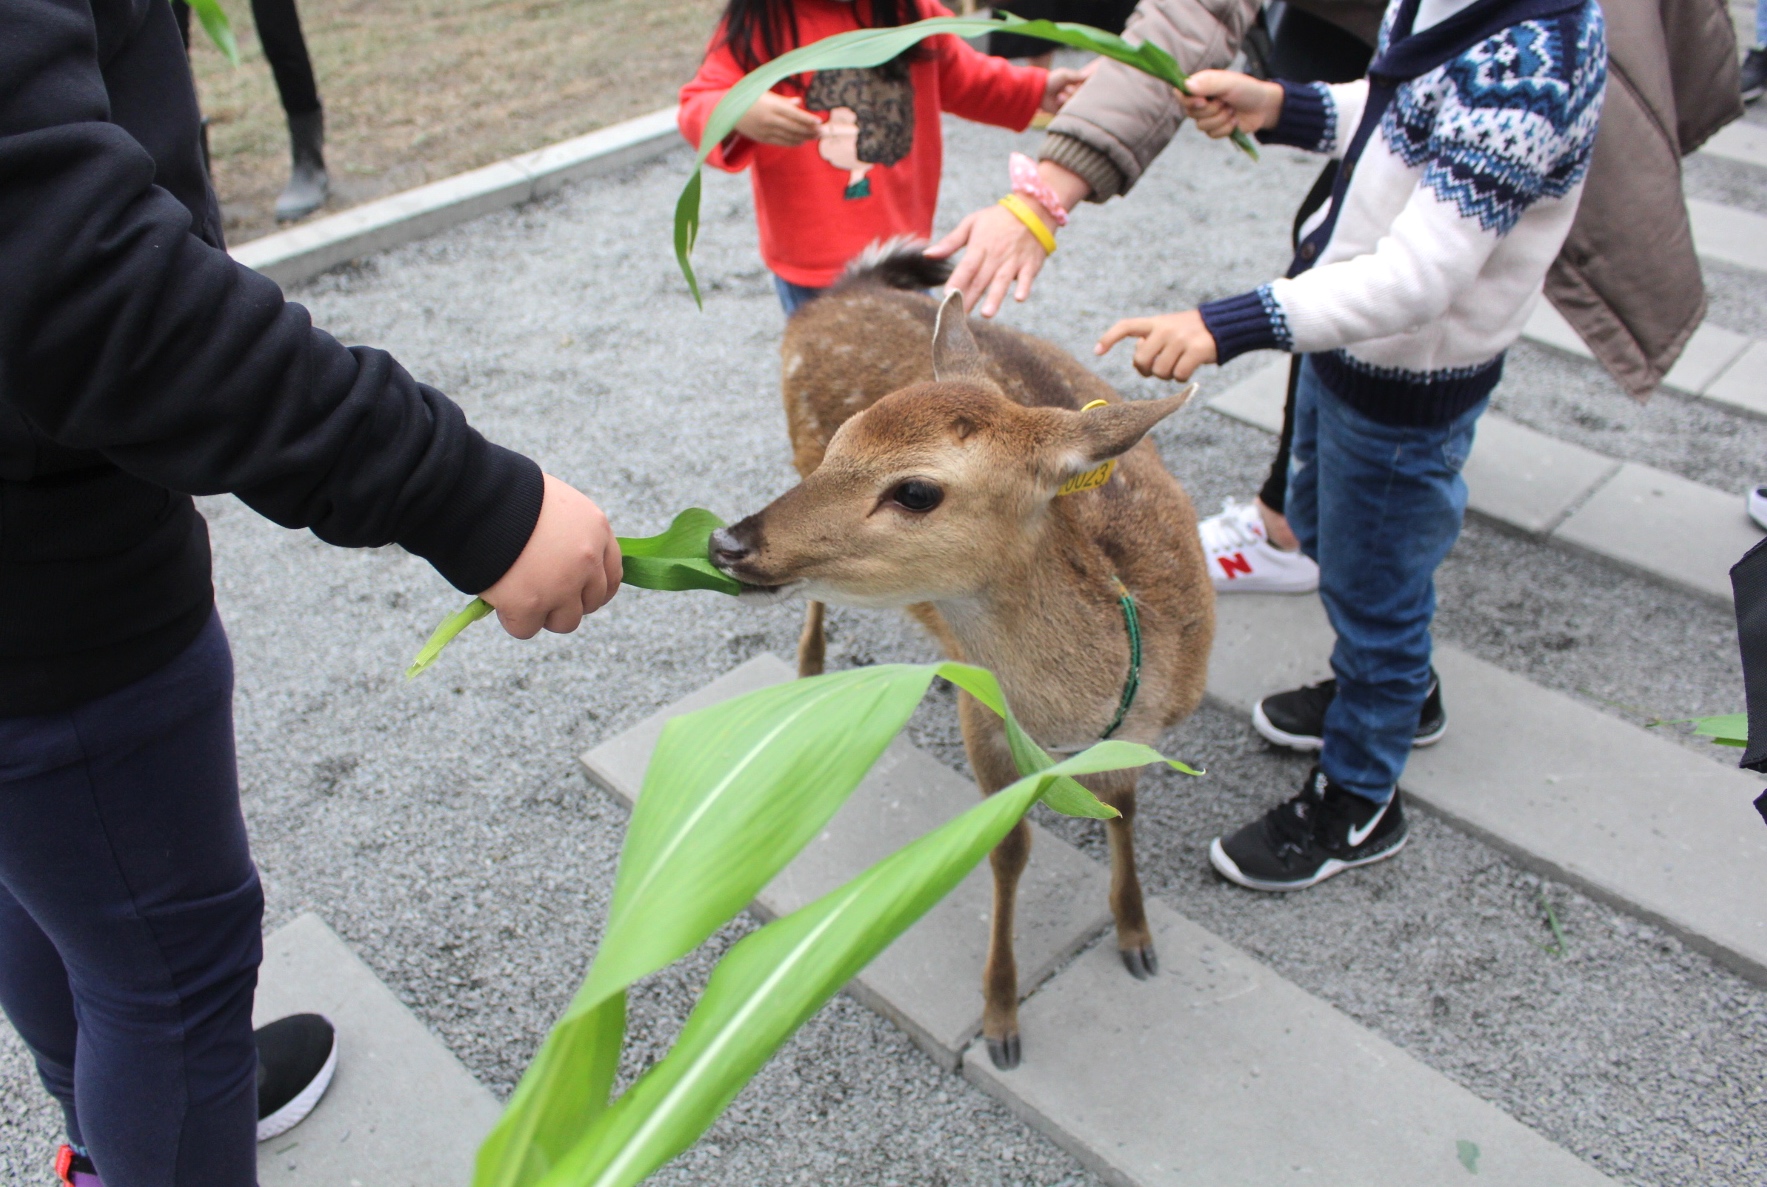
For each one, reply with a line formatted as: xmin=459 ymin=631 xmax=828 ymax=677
xmin=1209 ymin=767 xmax=1408 ymax=891
xmin=1742 ymin=48 xmax=1767 ymax=103
xmin=1252 ymin=670 xmax=1446 ymax=751
xmin=257 ymin=1013 xmax=338 ymax=1142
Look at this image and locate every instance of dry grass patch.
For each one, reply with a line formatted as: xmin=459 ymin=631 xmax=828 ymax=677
xmin=191 ymin=0 xmax=722 ymax=243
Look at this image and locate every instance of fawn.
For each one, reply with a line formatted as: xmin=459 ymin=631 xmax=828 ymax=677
xmin=710 ymin=246 xmax=1214 ymax=1069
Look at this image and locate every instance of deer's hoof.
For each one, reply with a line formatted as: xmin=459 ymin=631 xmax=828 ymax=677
xmin=985 ymin=1032 xmax=1021 ymax=1070
xmin=1121 ymin=943 xmax=1159 ymax=980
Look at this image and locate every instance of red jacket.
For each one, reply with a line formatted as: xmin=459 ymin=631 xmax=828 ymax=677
xmin=679 ymin=0 xmax=1047 ymax=287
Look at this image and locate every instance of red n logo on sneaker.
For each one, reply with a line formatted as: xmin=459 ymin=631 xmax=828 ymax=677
xmin=1217 ymin=551 xmax=1252 ymax=579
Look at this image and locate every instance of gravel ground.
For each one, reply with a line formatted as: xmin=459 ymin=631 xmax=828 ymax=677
xmin=5 ymin=109 xmax=1764 ymax=1186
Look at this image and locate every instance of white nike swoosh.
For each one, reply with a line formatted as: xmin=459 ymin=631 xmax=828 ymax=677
xmin=1346 ymin=799 xmax=1389 ymax=847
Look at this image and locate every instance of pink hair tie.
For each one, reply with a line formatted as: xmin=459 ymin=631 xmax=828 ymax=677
xmin=1008 ymin=151 xmax=1069 ymax=227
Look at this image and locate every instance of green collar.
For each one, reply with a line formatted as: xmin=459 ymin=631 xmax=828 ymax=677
xmin=1100 ymin=577 xmax=1142 ymax=740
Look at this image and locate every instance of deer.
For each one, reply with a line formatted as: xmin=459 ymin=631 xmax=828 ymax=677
xmin=708 ymin=245 xmax=1214 ymax=1070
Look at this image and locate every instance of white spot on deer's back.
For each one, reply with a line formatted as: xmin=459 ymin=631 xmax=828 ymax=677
xmin=784 ymin=353 xmax=803 ymax=378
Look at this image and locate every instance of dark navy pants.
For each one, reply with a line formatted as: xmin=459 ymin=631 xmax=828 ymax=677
xmin=0 ymin=611 xmax=260 ymax=1186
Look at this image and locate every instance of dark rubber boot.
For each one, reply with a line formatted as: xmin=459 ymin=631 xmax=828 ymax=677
xmin=274 ymin=109 xmax=328 ymax=222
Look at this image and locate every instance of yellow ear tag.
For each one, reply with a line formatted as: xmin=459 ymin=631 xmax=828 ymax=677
xmin=1058 ymin=399 xmax=1118 ymax=496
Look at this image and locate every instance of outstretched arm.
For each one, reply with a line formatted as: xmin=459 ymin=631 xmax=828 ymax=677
xmin=926 ymin=0 xmax=1263 ymax=316
xmin=2 ymin=0 xmax=617 ymax=631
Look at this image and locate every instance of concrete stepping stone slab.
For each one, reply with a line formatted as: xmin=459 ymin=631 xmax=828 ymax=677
xmin=1208 ymin=362 xmax=1621 ymax=536
xmin=1459 ymin=414 xmax=1618 ymax=534
xmin=579 ymin=653 xmax=1113 ymax=1069
xmin=1524 ymin=292 xmax=1764 ymax=407
xmin=1553 ymin=461 xmax=1762 ymax=603
xmin=253 ymin=913 xmax=501 ymax=1187
xmin=963 ymin=899 xmax=1616 ymax=1187
xmin=1688 ymin=197 xmax=1767 ymax=273
xmin=1701 ymin=119 xmax=1767 ymax=170
xmin=1662 ymin=321 xmax=1753 ymax=395
xmin=1208 ymin=593 xmax=1767 ymax=986
xmin=1206 ymin=361 xmax=1287 ymax=434
xmin=1522 ymin=298 xmax=1594 ymax=361
xmin=1704 ymin=338 xmax=1767 ymax=419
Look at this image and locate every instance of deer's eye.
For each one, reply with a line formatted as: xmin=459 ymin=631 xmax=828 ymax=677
xmin=889 ymin=479 xmax=944 ymax=513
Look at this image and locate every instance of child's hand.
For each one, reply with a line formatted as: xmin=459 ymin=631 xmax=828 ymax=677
xmin=735 ymin=93 xmax=821 ymax=147
xmin=1095 ymin=311 xmax=1218 ymax=381
xmin=1179 ymin=69 xmax=1285 ymax=139
xmin=480 ymin=474 xmax=623 ymax=638
xmin=1041 ymin=66 xmax=1088 ymax=113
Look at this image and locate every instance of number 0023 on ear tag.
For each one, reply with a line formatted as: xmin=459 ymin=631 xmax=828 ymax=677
xmin=1057 ymin=458 xmax=1117 ymax=496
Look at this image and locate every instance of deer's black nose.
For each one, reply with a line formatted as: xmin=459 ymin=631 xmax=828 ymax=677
xmin=709 ymin=526 xmax=753 ymax=569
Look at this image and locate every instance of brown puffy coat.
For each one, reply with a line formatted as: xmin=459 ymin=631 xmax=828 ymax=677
xmin=1038 ymin=0 xmax=1743 ymax=397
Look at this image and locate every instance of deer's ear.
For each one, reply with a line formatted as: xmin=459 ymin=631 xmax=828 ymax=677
xmin=931 ymin=291 xmax=989 ymax=383
xmin=1041 ymin=386 xmax=1197 ymax=487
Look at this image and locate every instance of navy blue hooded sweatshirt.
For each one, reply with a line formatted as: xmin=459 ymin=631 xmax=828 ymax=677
xmin=0 ymin=0 xmax=544 ymax=714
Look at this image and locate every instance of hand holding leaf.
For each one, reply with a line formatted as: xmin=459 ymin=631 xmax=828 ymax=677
xmin=407 ymin=508 xmax=741 ymax=677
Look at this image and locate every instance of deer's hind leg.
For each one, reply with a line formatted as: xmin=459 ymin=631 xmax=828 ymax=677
xmin=1088 ymin=768 xmax=1156 ymax=979
xmin=957 ymin=690 xmax=1032 ymax=1070
xmin=796 ymin=601 xmax=826 ymax=677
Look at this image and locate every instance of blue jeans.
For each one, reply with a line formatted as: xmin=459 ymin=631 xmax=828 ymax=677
xmin=0 ymin=611 xmax=261 ymax=1186
xmin=773 ymin=275 xmax=825 ymax=315
xmin=1286 ymin=356 xmax=1485 ymax=804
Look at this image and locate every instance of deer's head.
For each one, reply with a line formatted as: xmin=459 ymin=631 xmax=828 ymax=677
xmin=711 ymin=294 xmax=1193 ymax=608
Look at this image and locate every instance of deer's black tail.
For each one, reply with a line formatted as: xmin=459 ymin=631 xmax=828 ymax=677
xmin=831 ymin=236 xmax=955 ymax=295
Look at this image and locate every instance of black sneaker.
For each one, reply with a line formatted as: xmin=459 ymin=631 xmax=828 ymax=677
xmin=1209 ymin=767 xmax=1408 ymax=891
xmin=1252 ymin=670 xmax=1446 ymax=752
xmin=257 ymin=1013 xmax=338 ymax=1141
xmin=1743 ymin=48 xmax=1767 ymax=103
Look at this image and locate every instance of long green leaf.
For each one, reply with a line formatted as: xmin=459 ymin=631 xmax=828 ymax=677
xmin=474 ymin=660 xmax=1188 ymax=1185
xmin=617 ymin=508 xmax=744 ymax=595
xmin=478 ymin=663 xmax=964 ymax=1184
xmin=1692 ymin=712 xmax=1749 ymax=747
xmin=539 ymin=741 xmax=1179 ymax=1187
xmin=405 ymin=597 xmax=494 ymax=678
xmin=186 ymin=0 xmax=240 ymax=65
xmin=407 ymin=508 xmax=740 ymax=678
xmin=675 ymin=14 xmax=1257 ymax=305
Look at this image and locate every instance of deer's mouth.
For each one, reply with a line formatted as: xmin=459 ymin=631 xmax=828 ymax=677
xmin=733 ymin=579 xmax=807 ymax=605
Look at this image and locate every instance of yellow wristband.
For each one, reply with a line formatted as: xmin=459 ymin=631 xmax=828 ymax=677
xmin=998 ymin=194 xmax=1057 ymax=256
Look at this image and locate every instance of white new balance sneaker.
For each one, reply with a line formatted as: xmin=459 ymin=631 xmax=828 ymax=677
xmin=1749 ymin=484 xmax=1767 ymax=532
xmin=1197 ymin=500 xmax=1320 ymax=594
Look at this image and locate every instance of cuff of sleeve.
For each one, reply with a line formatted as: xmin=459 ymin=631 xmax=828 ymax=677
xmin=1198 ymin=285 xmax=1292 ymax=364
xmin=1038 ymin=133 xmax=1126 ymax=203
xmin=1257 ymin=81 xmax=1332 ymax=152
xmin=402 ymin=435 xmax=545 ymax=595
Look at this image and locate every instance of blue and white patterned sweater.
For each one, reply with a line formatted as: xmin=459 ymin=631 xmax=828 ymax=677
xmin=1198 ymin=0 xmax=1607 ymax=426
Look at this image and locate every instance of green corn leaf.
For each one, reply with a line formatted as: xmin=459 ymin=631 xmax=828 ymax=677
xmin=1692 ymin=712 xmax=1749 ymax=747
xmin=617 ymin=508 xmax=744 ymax=596
xmin=405 ymin=597 xmax=494 ymax=679
xmin=535 ymin=740 xmax=1176 ymax=1187
xmin=186 ymin=0 xmax=240 ymax=65
xmin=675 ymin=14 xmax=1257 ymax=305
xmin=406 ymin=508 xmax=739 ymax=678
xmin=475 ymin=660 xmax=1190 ymax=1186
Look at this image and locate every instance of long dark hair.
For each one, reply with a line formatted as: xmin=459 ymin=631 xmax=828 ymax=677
xmin=719 ymin=0 xmax=928 ymax=73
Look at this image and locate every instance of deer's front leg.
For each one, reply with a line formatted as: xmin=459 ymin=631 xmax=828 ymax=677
xmin=1089 ymin=770 xmax=1156 ymax=979
xmin=796 ymin=601 xmax=826 ymax=678
xmin=958 ymin=691 xmax=1031 ymax=1069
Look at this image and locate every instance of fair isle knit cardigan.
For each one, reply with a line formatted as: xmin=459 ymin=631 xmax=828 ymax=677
xmin=1198 ymin=0 xmax=1607 ymax=427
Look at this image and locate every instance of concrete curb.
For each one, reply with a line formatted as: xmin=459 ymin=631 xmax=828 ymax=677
xmin=230 ymin=108 xmax=683 ymax=288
